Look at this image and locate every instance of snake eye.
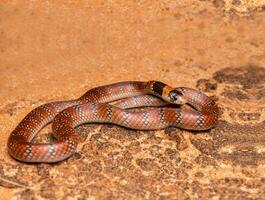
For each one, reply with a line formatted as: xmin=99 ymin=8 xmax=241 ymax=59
xmin=168 ymin=90 xmax=183 ymax=102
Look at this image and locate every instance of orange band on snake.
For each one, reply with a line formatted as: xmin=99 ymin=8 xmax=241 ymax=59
xmin=7 ymin=81 xmax=220 ymax=163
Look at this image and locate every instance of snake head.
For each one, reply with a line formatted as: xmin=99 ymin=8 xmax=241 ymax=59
xmin=168 ymin=89 xmax=187 ymax=104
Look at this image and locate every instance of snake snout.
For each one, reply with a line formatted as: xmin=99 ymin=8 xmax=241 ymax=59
xmin=168 ymin=89 xmax=187 ymax=105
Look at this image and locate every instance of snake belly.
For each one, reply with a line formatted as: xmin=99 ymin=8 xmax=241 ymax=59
xmin=7 ymin=81 xmax=220 ymax=163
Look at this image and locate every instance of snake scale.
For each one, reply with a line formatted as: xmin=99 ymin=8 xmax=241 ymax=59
xmin=7 ymin=81 xmax=220 ymax=163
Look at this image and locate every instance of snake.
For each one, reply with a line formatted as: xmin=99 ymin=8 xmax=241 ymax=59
xmin=7 ymin=81 xmax=220 ymax=163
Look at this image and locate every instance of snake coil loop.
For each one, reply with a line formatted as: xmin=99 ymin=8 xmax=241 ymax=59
xmin=7 ymin=81 xmax=220 ymax=163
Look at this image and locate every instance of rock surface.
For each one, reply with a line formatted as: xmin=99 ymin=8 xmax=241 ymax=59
xmin=1 ymin=1 xmax=265 ymax=199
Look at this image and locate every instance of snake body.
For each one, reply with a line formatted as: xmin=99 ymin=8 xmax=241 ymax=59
xmin=7 ymin=81 xmax=220 ymax=163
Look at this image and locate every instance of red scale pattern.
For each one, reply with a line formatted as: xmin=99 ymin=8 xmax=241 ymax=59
xmin=7 ymin=81 xmax=220 ymax=163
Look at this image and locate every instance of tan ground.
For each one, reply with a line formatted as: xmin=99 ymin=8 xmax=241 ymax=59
xmin=1 ymin=1 xmax=265 ymax=199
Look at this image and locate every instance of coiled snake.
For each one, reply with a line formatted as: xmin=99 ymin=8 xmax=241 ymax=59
xmin=7 ymin=81 xmax=220 ymax=163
